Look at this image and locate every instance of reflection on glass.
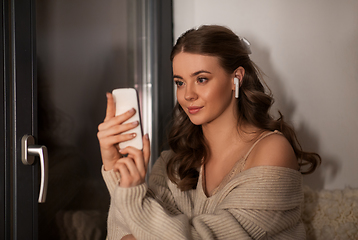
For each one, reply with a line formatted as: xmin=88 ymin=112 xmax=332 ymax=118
xmin=36 ymin=1 xmax=148 ymax=239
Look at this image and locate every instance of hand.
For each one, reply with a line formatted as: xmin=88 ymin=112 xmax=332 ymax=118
xmin=113 ymin=134 xmax=150 ymax=188
xmin=121 ymin=234 xmax=136 ymax=240
xmin=97 ymin=93 xmax=140 ymax=171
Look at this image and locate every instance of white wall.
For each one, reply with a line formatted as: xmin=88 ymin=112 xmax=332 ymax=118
xmin=173 ymin=0 xmax=358 ymax=190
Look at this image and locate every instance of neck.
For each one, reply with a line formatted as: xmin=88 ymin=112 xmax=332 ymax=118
xmin=202 ymin=116 xmax=261 ymax=163
xmin=202 ymin=109 xmax=240 ymax=160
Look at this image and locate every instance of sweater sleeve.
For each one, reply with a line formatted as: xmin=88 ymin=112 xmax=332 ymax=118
xmin=101 ymin=166 xmax=121 ymax=196
xmin=111 ymin=184 xmax=258 ymax=239
xmin=101 ymin=166 xmax=131 ymax=239
xmin=108 ymin=154 xmax=305 ymax=240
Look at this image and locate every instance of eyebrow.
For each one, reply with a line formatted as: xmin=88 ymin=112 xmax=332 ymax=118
xmin=173 ymin=70 xmax=212 ymax=79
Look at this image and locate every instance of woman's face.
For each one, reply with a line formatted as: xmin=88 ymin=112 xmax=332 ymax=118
xmin=172 ymin=52 xmax=236 ymax=126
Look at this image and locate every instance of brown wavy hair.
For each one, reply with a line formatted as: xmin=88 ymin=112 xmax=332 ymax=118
xmin=167 ymin=25 xmax=321 ymax=191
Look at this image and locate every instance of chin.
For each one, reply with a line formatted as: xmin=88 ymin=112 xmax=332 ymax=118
xmin=189 ymin=120 xmax=203 ymax=126
xmin=187 ymin=117 xmax=200 ymax=126
xmin=188 ymin=115 xmax=213 ymax=126
xmin=186 ymin=115 xmax=204 ymax=126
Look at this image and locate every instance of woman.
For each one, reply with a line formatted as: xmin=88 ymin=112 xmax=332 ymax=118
xmin=97 ymin=25 xmax=320 ymax=239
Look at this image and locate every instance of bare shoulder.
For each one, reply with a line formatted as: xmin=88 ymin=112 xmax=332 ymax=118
xmin=245 ymin=132 xmax=299 ymax=171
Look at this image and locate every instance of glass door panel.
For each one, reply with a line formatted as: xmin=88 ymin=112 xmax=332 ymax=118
xmin=36 ymin=1 xmax=146 ymax=239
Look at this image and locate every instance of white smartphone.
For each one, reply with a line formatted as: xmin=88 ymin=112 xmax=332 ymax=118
xmin=112 ymin=88 xmax=143 ymax=150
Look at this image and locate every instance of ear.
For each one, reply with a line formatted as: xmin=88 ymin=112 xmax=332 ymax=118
xmin=231 ymin=66 xmax=245 ymax=90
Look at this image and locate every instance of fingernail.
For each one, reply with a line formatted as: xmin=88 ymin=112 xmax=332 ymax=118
xmin=132 ymin=133 xmax=137 ymax=138
xmin=132 ymin=121 xmax=139 ymax=126
xmin=128 ymin=108 xmax=135 ymax=114
xmin=145 ymin=134 xmax=149 ymax=139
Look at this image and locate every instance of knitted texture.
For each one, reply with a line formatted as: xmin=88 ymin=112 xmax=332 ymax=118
xmin=102 ymin=151 xmax=306 ymax=240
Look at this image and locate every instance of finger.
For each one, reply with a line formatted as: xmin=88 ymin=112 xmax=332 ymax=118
xmin=118 ymin=157 xmax=141 ymax=177
xmin=98 ymin=120 xmax=139 ymax=137
xmin=142 ymin=134 xmax=151 ymax=169
xmin=98 ymin=133 xmax=137 ymax=150
xmin=114 ymin=162 xmax=130 ymax=183
xmin=114 ymin=158 xmax=142 ymax=187
xmin=104 ymin=93 xmax=116 ymax=121
xmin=119 ymin=147 xmax=146 ymax=175
xmin=99 ymin=109 xmax=137 ymax=131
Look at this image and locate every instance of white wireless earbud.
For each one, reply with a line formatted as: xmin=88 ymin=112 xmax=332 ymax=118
xmin=234 ymin=77 xmax=239 ymax=98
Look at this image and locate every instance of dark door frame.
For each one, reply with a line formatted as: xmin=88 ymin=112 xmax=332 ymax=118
xmin=8 ymin=0 xmax=38 ymax=239
xmin=155 ymin=0 xmax=174 ymax=155
xmin=1 ymin=0 xmax=11 ymax=239
xmin=1 ymin=0 xmax=38 ymax=239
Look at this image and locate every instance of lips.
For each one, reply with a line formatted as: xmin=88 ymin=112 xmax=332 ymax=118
xmin=187 ymin=106 xmax=203 ymax=114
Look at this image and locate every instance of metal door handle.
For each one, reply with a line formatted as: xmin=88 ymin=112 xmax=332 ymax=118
xmin=21 ymin=135 xmax=48 ymax=203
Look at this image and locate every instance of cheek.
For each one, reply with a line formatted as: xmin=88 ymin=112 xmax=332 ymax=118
xmin=203 ymin=84 xmax=231 ymax=102
xmin=205 ymin=85 xmax=233 ymax=112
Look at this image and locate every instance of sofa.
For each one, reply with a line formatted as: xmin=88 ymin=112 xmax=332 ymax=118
xmin=302 ymin=186 xmax=358 ymax=240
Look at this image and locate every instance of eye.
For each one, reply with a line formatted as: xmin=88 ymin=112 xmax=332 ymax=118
xmin=174 ymin=80 xmax=185 ymax=87
xmin=197 ymin=77 xmax=208 ymax=84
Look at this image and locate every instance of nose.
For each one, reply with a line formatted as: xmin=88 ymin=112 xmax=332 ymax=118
xmin=184 ymin=83 xmax=198 ymax=101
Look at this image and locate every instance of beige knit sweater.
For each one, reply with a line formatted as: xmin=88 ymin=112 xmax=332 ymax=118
xmin=102 ymin=150 xmax=306 ymax=240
